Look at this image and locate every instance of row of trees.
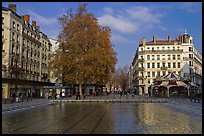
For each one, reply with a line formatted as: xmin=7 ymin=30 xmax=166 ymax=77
xmin=50 ymin=4 xmax=117 ymax=95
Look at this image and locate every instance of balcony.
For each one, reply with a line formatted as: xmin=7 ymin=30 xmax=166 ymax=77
xmin=138 ymin=49 xmax=183 ymax=54
xmin=138 ymin=76 xmax=144 ymax=80
xmin=138 ymin=67 xmax=145 ymax=71
xmin=138 ymin=58 xmax=144 ymax=62
xmin=160 ymin=67 xmax=168 ymax=71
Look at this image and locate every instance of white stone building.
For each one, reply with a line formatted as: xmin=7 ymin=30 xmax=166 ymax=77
xmin=130 ymin=32 xmax=202 ymax=95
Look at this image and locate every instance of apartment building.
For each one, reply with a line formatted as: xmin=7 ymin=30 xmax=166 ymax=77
xmin=130 ymin=32 xmax=202 ymax=95
xmin=2 ymin=4 xmax=53 ymax=98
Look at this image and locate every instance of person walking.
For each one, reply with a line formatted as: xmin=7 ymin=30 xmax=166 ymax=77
xmin=62 ymin=91 xmax=65 ymax=99
xmin=12 ymin=92 xmax=16 ymax=103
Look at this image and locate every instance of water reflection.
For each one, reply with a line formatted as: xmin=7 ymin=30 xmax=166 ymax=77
xmin=2 ymin=102 xmax=202 ymax=134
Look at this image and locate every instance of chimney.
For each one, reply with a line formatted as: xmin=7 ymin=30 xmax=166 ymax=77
xmin=153 ymin=35 xmax=156 ymax=43
xmin=23 ymin=15 xmax=30 ymax=23
xmin=36 ymin=26 xmax=40 ymax=31
xmin=168 ymin=34 xmax=171 ymax=42
xmin=142 ymin=37 xmax=146 ymax=45
xmin=32 ymin=21 xmax=36 ymax=28
xmin=8 ymin=3 xmax=16 ymax=13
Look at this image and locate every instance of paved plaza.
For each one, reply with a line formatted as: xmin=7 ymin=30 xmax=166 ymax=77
xmin=2 ymin=94 xmax=202 ymax=115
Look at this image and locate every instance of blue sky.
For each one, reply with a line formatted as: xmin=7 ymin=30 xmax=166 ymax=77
xmin=2 ymin=2 xmax=202 ymax=68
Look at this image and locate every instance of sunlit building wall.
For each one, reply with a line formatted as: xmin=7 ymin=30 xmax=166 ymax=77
xmin=130 ymin=32 xmax=202 ymax=95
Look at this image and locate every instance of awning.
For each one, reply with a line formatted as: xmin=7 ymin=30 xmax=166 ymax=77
xmin=177 ymin=81 xmax=188 ymax=87
xmin=189 ymin=82 xmax=198 ymax=87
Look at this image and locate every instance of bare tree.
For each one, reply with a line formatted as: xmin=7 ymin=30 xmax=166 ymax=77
xmin=112 ymin=66 xmax=129 ymax=92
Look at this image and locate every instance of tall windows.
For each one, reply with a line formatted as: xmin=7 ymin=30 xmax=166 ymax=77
xmin=168 ymin=62 xmax=171 ymax=68
xmin=173 ymin=62 xmax=176 ymax=68
xmin=162 ymin=55 xmax=165 ymax=60
xmin=189 ymin=47 xmax=193 ymax=51
xmin=147 ymin=55 xmax=150 ymax=60
xmin=168 ymin=55 xmax=171 ymax=60
xmin=152 ymin=55 xmax=155 ymax=60
xmin=157 ymin=55 xmax=160 ymax=60
xmin=157 ymin=63 xmax=160 ymax=68
xmin=152 ymin=72 xmax=155 ymax=77
xmin=147 ymin=72 xmax=151 ymax=77
xmin=178 ymin=62 xmax=180 ymax=68
xmin=147 ymin=63 xmax=150 ymax=68
xmin=173 ymin=55 xmax=176 ymax=60
xmin=152 ymin=63 xmax=155 ymax=68
xmin=177 ymin=55 xmax=180 ymax=60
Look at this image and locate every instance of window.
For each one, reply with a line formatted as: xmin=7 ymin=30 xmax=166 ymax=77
xmin=189 ymin=54 xmax=193 ymax=58
xmin=17 ymin=24 xmax=19 ymax=31
xmin=147 ymin=72 xmax=151 ymax=77
xmin=13 ymin=21 xmax=15 ymax=29
xmin=162 ymin=63 xmax=165 ymax=67
xmin=147 ymin=47 xmax=149 ymax=50
xmin=141 ymin=48 xmax=143 ymax=51
xmin=189 ymin=47 xmax=193 ymax=51
xmin=157 ymin=63 xmax=160 ymax=68
xmin=12 ymin=32 xmax=15 ymax=40
xmin=178 ymin=62 xmax=180 ymax=68
xmin=152 ymin=72 xmax=155 ymax=77
xmin=157 ymin=47 xmax=159 ymax=50
xmin=152 ymin=47 xmax=154 ymax=51
xmin=173 ymin=62 xmax=176 ymax=68
xmin=177 ymin=55 xmax=180 ymax=60
xmin=162 ymin=47 xmax=165 ymax=50
xmin=189 ymin=61 xmax=193 ymax=66
xmin=147 ymin=63 xmax=150 ymax=68
xmin=148 ymin=80 xmax=150 ymax=84
xmin=168 ymin=63 xmax=171 ymax=68
xmin=173 ymin=55 xmax=176 ymax=60
xmin=157 ymin=55 xmax=160 ymax=60
xmin=157 ymin=72 xmax=160 ymax=77
xmin=162 ymin=55 xmax=165 ymax=60
xmin=152 ymin=55 xmax=155 ymax=60
xmin=152 ymin=63 xmax=155 ymax=68
xmin=173 ymin=47 xmax=175 ymax=50
xmin=168 ymin=55 xmax=171 ymax=60
xmin=17 ymin=34 xmax=19 ymax=43
xmin=147 ymin=55 xmax=150 ymax=60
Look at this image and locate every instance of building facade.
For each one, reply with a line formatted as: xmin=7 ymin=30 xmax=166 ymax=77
xmin=2 ymin=4 xmax=53 ymax=98
xmin=130 ymin=32 xmax=202 ymax=96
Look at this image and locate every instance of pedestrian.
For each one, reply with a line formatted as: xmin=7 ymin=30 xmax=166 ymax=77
xmin=76 ymin=91 xmax=78 ymax=100
xmin=83 ymin=93 xmax=86 ymax=99
xmin=78 ymin=91 xmax=81 ymax=100
xmin=12 ymin=92 xmax=16 ymax=103
xmin=62 ymin=91 xmax=65 ymax=99
xmin=49 ymin=91 xmax=53 ymax=100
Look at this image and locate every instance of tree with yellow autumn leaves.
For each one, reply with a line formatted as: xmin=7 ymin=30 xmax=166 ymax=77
xmin=50 ymin=4 xmax=117 ymax=95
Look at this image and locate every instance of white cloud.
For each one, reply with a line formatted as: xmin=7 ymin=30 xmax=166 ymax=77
xmin=98 ymin=6 xmax=166 ymax=34
xmin=103 ymin=7 xmax=113 ymax=14
xmin=28 ymin=10 xmax=58 ymax=26
xmin=98 ymin=14 xmax=137 ymax=33
xmin=126 ymin=6 xmax=164 ymax=24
